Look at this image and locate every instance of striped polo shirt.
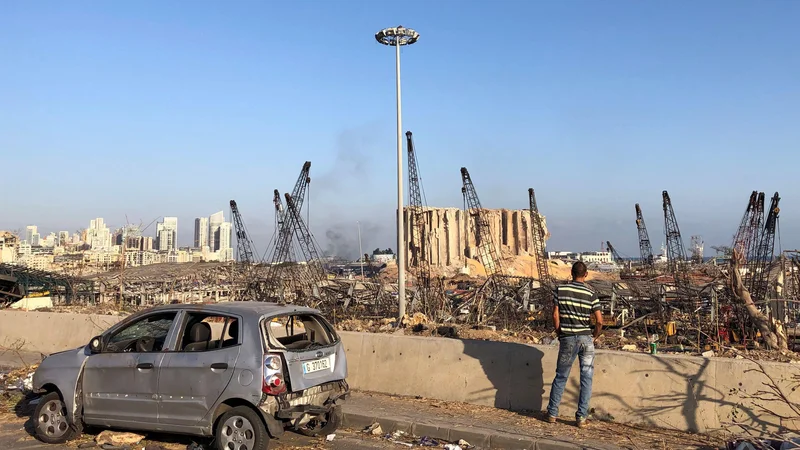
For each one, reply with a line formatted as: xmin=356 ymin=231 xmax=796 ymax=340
xmin=554 ymin=281 xmax=601 ymax=336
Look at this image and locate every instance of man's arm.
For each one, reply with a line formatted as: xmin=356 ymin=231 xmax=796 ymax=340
xmin=592 ymin=310 xmax=603 ymax=340
xmin=552 ymin=286 xmax=560 ymax=333
xmin=591 ymin=292 xmax=603 ymax=341
xmin=553 ymin=305 xmax=560 ymax=334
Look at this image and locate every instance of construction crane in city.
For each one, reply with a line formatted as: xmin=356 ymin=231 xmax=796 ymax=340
xmin=745 ymin=192 xmax=766 ymax=289
xmin=285 ymin=193 xmax=326 ymax=284
xmin=270 ymin=161 xmax=312 ymax=266
xmin=406 ymin=131 xmax=433 ymax=309
xmin=528 ymin=188 xmax=551 ymax=290
xmin=461 ymin=167 xmax=503 ymax=277
xmin=230 ymin=200 xmax=260 ymax=300
xmin=263 ymin=162 xmax=313 ymax=301
xmin=230 ymin=200 xmax=257 ymax=265
xmin=732 ymin=191 xmax=760 ymax=264
xmin=272 ymin=189 xmax=284 ymax=234
xmin=606 ymin=241 xmax=625 ymax=265
xmin=635 ymin=204 xmax=656 ymax=277
xmin=662 ymin=191 xmax=690 ymax=288
xmin=749 ymin=192 xmax=780 ymax=302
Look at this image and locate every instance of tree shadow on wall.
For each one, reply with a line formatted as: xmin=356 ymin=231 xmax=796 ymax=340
xmin=461 ymin=338 xmax=545 ymax=411
xmin=592 ymin=353 xmax=772 ymax=436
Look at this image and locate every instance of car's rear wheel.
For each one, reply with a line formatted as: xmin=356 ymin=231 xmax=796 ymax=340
xmin=33 ymin=391 xmax=82 ymax=444
xmin=297 ymin=405 xmax=342 ymax=437
xmin=214 ymin=406 xmax=270 ymax=450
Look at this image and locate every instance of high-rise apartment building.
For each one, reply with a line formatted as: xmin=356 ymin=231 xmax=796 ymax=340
xmin=58 ymin=231 xmax=70 ymax=247
xmin=218 ymin=222 xmax=233 ymax=261
xmin=209 ymin=211 xmax=224 ymax=251
xmin=156 ymin=217 xmax=178 ymax=252
xmin=25 ymin=225 xmax=40 ymax=246
xmin=194 ymin=217 xmax=209 ymax=249
xmin=86 ymin=218 xmax=112 ymax=251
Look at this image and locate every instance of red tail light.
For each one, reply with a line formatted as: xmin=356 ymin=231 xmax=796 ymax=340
xmin=262 ymin=354 xmax=286 ymax=395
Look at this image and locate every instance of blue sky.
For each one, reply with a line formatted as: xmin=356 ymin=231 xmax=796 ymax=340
xmin=2 ymin=1 xmax=799 ymax=259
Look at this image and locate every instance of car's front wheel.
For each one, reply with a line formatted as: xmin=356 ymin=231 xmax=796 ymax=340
xmin=214 ymin=406 xmax=270 ymax=450
xmin=33 ymin=391 xmax=82 ymax=444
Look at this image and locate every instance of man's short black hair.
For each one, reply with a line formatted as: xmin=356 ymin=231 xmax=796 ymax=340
xmin=572 ymin=261 xmax=588 ymax=279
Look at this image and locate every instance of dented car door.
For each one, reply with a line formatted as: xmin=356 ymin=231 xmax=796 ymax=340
xmin=156 ymin=314 xmax=242 ymax=428
xmin=82 ymin=311 xmax=178 ymax=427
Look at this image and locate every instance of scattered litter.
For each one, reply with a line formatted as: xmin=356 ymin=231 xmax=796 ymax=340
xmin=100 ymin=444 xmax=131 ymax=450
xmin=186 ymin=443 xmax=208 ymax=450
xmin=364 ymin=422 xmax=383 ymax=436
xmin=622 ymin=344 xmax=637 ymax=351
xmin=95 ymin=430 xmax=145 ymax=447
xmin=701 ymin=350 xmax=715 ymax=358
xmin=726 ymin=435 xmax=800 ymax=450
xmin=418 ymin=436 xmax=439 ymax=446
xmin=444 ymin=445 xmax=463 ymax=450
xmin=326 ymin=434 xmax=336 ymax=442
xmin=458 ymin=439 xmax=471 ymax=447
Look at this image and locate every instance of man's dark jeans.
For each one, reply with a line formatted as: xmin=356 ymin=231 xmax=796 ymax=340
xmin=546 ymin=334 xmax=595 ymax=420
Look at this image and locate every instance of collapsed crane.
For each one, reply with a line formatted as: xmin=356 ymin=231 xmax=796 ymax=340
xmin=606 ymin=241 xmax=624 ymax=265
xmin=749 ymin=192 xmax=780 ymax=302
xmin=662 ymin=191 xmax=690 ymax=289
xmin=230 ymin=200 xmax=256 ymax=264
xmin=230 ymin=200 xmax=260 ymax=300
xmin=745 ymin=192 xmax=766 ymax=292
xmin=271 ymin=161 xmax=311 ymax=265
xmin=635 ymin=204 xmax=655 ymax=277
xmin=285 ymin=193 xmax=326 ymax=292
xmin=732 ymin=191 xmax=759 ymax=264
xmin=266 ymin=162 xmax=312 ymax=299
xmin=406 ymin=131 xmax=438 ymax=312
xmin=528 ymin=188 xmax=551 ymax=289
xmin=460 ymin=167 xmax=503 ymax=277
xmin=406 ymin=134 xmax=430 ymax=273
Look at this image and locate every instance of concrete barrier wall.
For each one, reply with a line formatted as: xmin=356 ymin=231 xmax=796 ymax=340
xmin=341 ymin=332 xmax=800 ymax=434
xmin=1 ymin=310 xmax=796 ymax=434
xmin=0 ymin=311 xmax=121 ymax=354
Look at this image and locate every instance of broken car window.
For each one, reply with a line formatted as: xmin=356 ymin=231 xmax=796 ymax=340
xmin=267 ymin=314 xmax=335 ymax=351
xmin=106 ymin=312 xmax=177 ymax=352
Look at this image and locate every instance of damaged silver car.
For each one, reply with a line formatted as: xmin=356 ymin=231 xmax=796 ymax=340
xmin=31 ymin=302 xmax=349 ymax=450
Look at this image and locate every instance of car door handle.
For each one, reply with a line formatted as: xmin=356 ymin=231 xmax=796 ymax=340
xmin=136 ymin=363 xmax=154 ymax=370
xmin=210 ymin=362 xmax=228 ymax=370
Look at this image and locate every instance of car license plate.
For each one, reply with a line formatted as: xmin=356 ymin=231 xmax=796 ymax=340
xmin=302 ymin=357 xmax=330 ymax=374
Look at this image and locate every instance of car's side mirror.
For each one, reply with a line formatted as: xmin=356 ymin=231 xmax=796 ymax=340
xmin=88 ymin=336 xmax=103 ymax=354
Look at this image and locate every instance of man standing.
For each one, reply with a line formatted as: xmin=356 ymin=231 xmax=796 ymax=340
xmin=545 ymin=261 xmax=603 ymax=428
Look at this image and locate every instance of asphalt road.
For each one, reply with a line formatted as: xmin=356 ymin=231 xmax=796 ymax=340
xmin=0 ymin=419 xmax=399 ymax=450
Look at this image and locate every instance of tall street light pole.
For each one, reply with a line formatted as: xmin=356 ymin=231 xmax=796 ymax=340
xmin=375 ymin=25 xmax=419 ymax=323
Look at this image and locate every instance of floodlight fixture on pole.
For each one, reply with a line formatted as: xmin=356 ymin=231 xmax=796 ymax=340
xmin=375 ymin=25 xmax=419 ymax=323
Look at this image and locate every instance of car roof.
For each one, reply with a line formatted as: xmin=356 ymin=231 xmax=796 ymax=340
xmin=144 ymin=301 xmax=321 ymax=317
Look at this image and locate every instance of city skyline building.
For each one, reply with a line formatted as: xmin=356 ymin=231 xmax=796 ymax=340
xmin=58 ymin=231 xmax=69 ymax=247
xmin=218 ymin=221 xmax=233 ymax=261
xmin=25 ymin=225 xmax=40 ymax=246
xmin=209 ymin=211 xmax=224 ymax=252
xmin=86 ymin=218 xmax=112 ymax=251
xmin=194 ymin=217 xmax=209 ymax=249
xmin=156 ymin=217 xmax=178 ymax=252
